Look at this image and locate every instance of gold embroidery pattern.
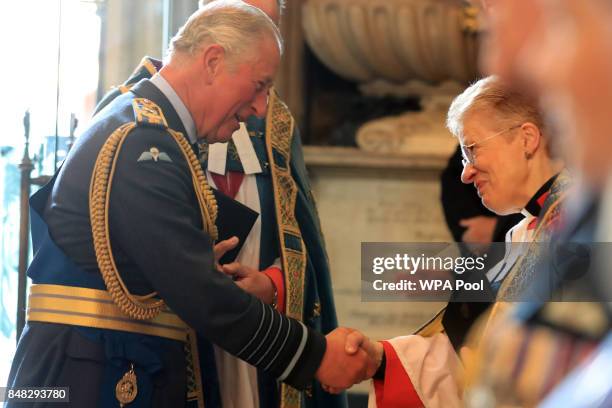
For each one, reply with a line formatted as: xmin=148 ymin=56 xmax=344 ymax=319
xmin=497 ymin=170 xmax=572 ymax=300
xmin=139 ymin=57 xmax=159 ymax=76
xmin=132 ymin=98 xmax=168 ymax=127
xmin=228 ymin=139 xmax=240 ymax=162
xmin=185 ymin=330 xmax=206 ymax=408
xmin=282 ymin=387 xmax=302 ymax=408
xmin=265 ymin=91 xmax=306 ymax=408
xmin=196 ymin=142 xmax=209 ymax=165
xmin=287 ymin=255 xmax=306 ymax=319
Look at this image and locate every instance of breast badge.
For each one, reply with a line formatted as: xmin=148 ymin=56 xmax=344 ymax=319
xmin=137 ymin=146 xmax=172 ymax=163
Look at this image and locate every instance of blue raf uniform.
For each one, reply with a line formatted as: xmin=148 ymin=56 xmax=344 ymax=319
xmin=7 ymin=78 xmax=328 ymax=407
xmin=96 ymin=56 xmax=346 ymax=408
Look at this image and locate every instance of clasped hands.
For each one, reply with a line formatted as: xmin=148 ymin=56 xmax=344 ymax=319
xmin=215 ymin=238 xmax=384 ymax=393
xmin=316 ymin=327 xmax=384 ymax=393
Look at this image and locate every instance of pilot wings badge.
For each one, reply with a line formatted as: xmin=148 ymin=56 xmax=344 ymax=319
xmin=137 ymin=146 xmax=172 ymax=163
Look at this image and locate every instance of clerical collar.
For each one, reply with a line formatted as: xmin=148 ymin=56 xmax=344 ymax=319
xmin=150 ymin=73 xmax=197 ymax=144
xmin=522 ymin=174 xmax=559 ymax=218
xmin=207 ymin=122 xmax=263 ymax=175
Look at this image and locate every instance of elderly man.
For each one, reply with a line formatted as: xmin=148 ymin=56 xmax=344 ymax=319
xmin=95 ymin=1 xmax=346 ymax=408
xmin=6 ymin=2 xmax=372 ymax=407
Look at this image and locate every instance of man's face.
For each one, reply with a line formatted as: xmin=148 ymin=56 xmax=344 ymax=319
xmin=199 ymin=38 xmax=279 ymax=143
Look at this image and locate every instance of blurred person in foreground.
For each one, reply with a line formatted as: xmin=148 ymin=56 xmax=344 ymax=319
xmin=461 ymin=1 xmax=612 ymax=406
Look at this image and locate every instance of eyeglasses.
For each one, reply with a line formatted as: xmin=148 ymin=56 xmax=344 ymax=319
xmin=460 ymin=124 xmax=522 ymax=166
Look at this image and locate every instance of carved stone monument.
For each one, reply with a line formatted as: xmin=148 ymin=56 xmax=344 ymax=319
xmin=302 ymin=0 xmax=481 ymax=153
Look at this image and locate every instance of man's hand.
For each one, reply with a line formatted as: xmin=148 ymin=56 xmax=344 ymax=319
xmin=213 ymin=237 xmax=239 ymax=272
xmin=344 ymin=330 xmax=383 ymax=377
xmin=222 ymin=262 xmax=275 ymax=305
xmin=316 ymin=328 xmax=372 ymax=392
xmin=321 ymin=329 xmax=384 ymax=394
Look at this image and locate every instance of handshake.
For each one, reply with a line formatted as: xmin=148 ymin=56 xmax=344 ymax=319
xmin=315 ymin=327 xmax=384 ymax=393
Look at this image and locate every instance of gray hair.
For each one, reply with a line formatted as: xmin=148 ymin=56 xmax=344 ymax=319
xmin=199 ymin=0 xmax=286 ymax=14
xmin=447 ymin=76 xmax=545 ymax=140
xmin=168 ymin=0 xmax=283 ymax=65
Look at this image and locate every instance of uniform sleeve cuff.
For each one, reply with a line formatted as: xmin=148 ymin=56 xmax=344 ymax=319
xmin=283 ymin=327 xmax=326 ymax=390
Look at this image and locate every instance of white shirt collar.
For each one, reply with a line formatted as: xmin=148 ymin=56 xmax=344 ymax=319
xmin=149 ymin=73 xmax=197 ymax=144
xmin=207 ymin=122 xmax=263 ymax=175
xmin=520 ymin=208 xmax=534 ymax=218
xmin=150 ymin=74 xmax=262 ymax=175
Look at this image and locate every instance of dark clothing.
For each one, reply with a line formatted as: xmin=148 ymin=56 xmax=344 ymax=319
xmin=8 ymin=79 xmax=325 ymax=407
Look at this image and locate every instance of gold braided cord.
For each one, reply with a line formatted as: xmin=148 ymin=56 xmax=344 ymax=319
xmin=90 ymin=123 xmax=164 ymax=320
xmin=89 ymin=123 xmax=217 ymax=321
xmin=167 ymin=129 xmax=218 ymax=241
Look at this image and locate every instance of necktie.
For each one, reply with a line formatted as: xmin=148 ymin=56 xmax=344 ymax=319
xmin=210 ymin=171 xmax=244 ymax=199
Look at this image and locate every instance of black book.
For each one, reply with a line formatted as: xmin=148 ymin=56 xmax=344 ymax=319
xmin=212 ymin=189 xmax=259 ymax=264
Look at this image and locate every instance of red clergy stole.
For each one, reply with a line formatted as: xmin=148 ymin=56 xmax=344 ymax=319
xmin=210 ymin=171 xmax=245 ymax=199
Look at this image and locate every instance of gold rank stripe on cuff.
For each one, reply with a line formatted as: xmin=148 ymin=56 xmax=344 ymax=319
xmin=26 ymin=284 xmax=189 ymax=342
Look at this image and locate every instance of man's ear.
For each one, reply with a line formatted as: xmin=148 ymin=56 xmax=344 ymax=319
xmin=200 ymin=44 xmax=226 ymax=84
xmin=520 ymin=122 xmax=541 ymax=157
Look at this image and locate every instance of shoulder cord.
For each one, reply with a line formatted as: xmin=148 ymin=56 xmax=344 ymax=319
xmin=89 ymin=123 xmax=218 ymax=320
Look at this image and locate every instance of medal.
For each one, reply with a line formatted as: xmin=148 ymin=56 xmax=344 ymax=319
xmin=116 ymin=363 xmax=138 ymax=407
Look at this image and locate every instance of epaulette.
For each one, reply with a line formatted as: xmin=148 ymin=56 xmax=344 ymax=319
xmin=132 ymin=98 xmax=168 ymax=129
xmin=117 ymin=57 xmax=160 ymax=95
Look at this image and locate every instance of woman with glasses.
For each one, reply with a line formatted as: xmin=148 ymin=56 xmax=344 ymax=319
xmin=336 ymin=76 xmax=569 ymax=408
xmin=450 ymin=76 xmax=566 ymax=294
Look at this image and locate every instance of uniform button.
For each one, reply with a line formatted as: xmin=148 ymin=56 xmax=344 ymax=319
xmin=305 ymin=386 xmax=313 ymax=398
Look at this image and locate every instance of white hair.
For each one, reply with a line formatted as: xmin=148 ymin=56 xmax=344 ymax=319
xmin=167 ymin=0 xmax=283 ymax=65
xmin=199 ymin=0 xmax=286 ymax=13
xmin=447 ymin=76 xmax=544 ymax=139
